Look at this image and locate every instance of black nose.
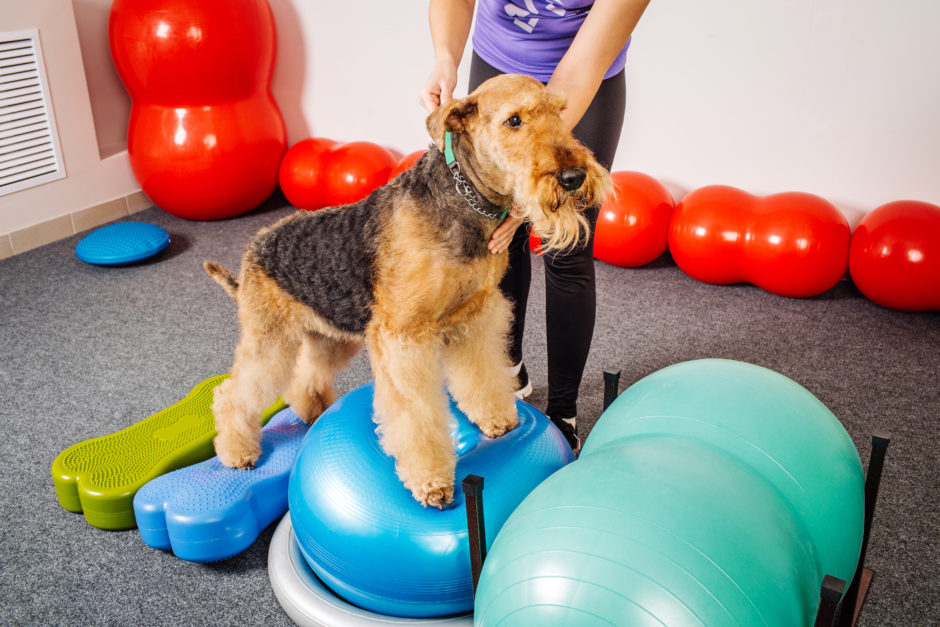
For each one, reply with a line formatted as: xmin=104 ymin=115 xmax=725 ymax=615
xmin=558 ymin=168 xmax=586 ymax=191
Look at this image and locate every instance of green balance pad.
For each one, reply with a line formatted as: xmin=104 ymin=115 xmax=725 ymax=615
xmin=51 ymin=375 xmax=286 ymax=530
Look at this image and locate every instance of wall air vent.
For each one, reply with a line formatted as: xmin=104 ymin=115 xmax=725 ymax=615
xmin=0 ymin=29 xmax=65 ymax=197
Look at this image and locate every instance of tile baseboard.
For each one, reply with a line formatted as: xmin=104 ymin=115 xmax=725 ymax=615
xmin=1 ymin=191 xmax=153 ymax=260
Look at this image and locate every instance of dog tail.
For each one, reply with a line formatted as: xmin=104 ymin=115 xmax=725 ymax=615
xmin=204 ymin=260 xmax=239 ymax=298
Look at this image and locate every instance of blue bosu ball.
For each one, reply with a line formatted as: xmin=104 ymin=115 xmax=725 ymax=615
xmin=288 ymin=383 xmax=573 ymax=619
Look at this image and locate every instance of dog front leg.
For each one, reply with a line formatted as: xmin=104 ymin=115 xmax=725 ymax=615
xmin=443 ymin=293 xmax=518 ymax=438
xmin=367 ymin=326 xmax=456 ymax=509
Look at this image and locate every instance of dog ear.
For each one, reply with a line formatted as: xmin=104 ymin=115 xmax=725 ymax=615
xmin=426 ymin=97 xmax=478 ymax=151
xmin=545 ymin=89 xmax=568 ymax=113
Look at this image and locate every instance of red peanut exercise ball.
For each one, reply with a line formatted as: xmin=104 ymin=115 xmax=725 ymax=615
xmin=849 ymin=200 xmax=940 ymax=312
xmin=594 ymin=171 xmax=675 ymax=267
xmin=110 ymin=0 xmax=286 ymax=220
xmin=389 ymin=149 xmax=428 ymax=182
xmin=279 ymin=138 xmax=338 ymax=211
xmin=321 ymin=141 xmax=396 ymax=207
xmin=669 ymin=186 xmax=850 ymax=298
xmin=529 ymin=231 xmax=543 ymax=255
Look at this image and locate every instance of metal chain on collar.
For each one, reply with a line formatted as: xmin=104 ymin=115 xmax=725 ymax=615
xmin=443 ymin=131 xmax=509 ymax=221
xmin=448 ymin=161 xmax=502 ymax=220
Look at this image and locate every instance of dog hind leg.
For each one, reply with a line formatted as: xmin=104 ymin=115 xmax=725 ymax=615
xmin=213 ymin=324 xmax=299 ymax=469
xmin=284 ymin=332 xmax=362 ymax=423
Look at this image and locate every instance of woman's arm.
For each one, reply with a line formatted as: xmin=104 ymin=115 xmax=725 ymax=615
xmin=547 ymin=0 xmax=650 ymax=130
xmin=489 ymin=0 xmax=651 ymax=255
xmin=420 ymin=0 xmax=477 ymax=112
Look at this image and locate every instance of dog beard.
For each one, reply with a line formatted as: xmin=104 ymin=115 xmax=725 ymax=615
xmin=520 ymin=165 xmax=610 ymax=254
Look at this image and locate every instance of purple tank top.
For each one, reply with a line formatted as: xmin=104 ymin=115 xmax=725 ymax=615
xmin=472 ymin=0 xmax=630 ymax=83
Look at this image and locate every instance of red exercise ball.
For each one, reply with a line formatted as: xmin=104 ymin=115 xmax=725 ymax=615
xmin=669 ymin=185 xmax=850 ymax=298
xmin=279 ymin=138 xmax=338 ymax=211
xmin=321 ymin=142 xmax=396 ymax=207
xmin=849 ymin=200 xmax=940 ymax=312
xmin=529 ymin=230 xmax=543 ymax=255
xmin=110 ymin=0 xmax=286 ymax=220
xmin=594 ymin=171 xmax=675 ymax=267
xmin=389 ymin=150 xmax=428 ymax=182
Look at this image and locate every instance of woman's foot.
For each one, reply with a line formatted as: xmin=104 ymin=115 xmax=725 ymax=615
xmin=509 ymin=361 xmax=533 ymax=400
xmin=549 ymin=415 xmax=580 ymax=455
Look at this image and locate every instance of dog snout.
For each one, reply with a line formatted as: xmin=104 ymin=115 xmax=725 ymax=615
xmin=558 ymin=168 xmax=586 ymax=191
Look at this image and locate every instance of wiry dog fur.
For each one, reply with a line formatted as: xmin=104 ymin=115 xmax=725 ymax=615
xmin=205 ymin=74 xmax=609 ymax=508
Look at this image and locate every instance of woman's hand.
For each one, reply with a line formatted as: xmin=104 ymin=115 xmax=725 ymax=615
xmin=488 ymin=214 xmax=524 ymax=254
xmin=421 ymin=0 xmax=476 ymax=112
xmin=420 ymin=61 xmax=458 ymax=113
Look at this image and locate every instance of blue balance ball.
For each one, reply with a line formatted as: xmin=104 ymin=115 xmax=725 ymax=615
xmin=288 ymin=382 xmax=573 ymax=619
xmin=475 ymin=359 xmax=865 ymax=626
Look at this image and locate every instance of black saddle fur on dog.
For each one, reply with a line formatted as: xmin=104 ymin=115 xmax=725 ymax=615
xmin=249 ymin=146 xmax=507 ymax=335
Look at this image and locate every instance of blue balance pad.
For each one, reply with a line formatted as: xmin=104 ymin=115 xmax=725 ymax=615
xmin=75 ymin=222 xmax=170 ymax=265
xmin=133 ymin=407 xmax=310 ymax=563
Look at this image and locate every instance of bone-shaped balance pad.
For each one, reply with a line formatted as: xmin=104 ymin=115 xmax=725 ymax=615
xmin=133 ymin=407 xmax=310 ymax=562
xmin=51 ymin=375 xmax=284 ymax=530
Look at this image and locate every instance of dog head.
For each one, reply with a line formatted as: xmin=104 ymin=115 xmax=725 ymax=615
xmin=426 ymin=74 xmax=610 ymax=253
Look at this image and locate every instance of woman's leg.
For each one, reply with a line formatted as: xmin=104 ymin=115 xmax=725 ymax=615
xmin=469 ymin=53 xmax=628 ymax=428
xmin=543 ymin=70 xmax=626 ymax=421
xmin=543 ymin=205 xmax=599 ymax=420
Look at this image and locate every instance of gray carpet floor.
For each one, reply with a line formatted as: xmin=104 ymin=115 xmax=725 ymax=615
xmin=1 ymin=198 xmax=937 ymax=626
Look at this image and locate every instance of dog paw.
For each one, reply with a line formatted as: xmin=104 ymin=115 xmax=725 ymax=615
xmin=290 ymin=403 xmax=324 ymax=425
xmin=411 ymin=481 xmax=455 ymax=510
xmin=214 ymin=436 xmax=260 ymax=470
xmin=478 ymin=412 xmax=518 ymax=439
xmin=217 ymin=451 xmax=258 ymax=470
xmin=285 ymin=391 xmax=334 ymax=425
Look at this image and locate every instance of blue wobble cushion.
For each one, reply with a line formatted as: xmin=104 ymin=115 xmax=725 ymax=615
xmin=289 ymin=383 xmax=574 ymax=618
xmin=75 ymin=221 xmax=170 ymax=265
xmin=133 ymin=407 xmax=310 ymax=562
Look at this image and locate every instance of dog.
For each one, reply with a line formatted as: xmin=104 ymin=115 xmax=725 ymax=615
xmin=205 ymin=73 xmax=610 ymax=508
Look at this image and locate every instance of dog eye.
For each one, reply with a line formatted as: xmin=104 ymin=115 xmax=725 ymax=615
xmin=504 ymin=114 xmax=523 ymax=129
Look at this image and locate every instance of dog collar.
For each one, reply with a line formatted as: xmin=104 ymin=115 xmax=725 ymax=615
xmin=444 ymin=132 xmax=510 ymax=221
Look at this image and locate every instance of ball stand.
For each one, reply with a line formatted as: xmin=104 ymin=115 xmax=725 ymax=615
xmin=269 ymin=369 xmax=890 ymax=626
xmin=268 ymin=512 xmax=473 ymax=627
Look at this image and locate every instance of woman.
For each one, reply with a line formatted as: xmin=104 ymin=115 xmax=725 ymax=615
xmin=420 ymin=0 xmax=650 ymax=453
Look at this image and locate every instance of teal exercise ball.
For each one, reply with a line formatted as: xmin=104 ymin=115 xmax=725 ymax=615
xmin=474 ymin=359 xmax=864 ymax=626
xmin=584 ymin=358 xmax=864 ymax=582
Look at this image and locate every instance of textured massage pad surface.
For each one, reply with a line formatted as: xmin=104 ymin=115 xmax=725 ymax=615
xmin=75 ymin=222 xmax=170 ymax=265
xmin=51 ymin=375 xmax=285 ymax=529
xmin=134 ymin=407 xmax=310 ymax=562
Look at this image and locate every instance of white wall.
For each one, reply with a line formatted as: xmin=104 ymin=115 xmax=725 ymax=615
xmin=617 ymin=0 xmax=940 ymax=226
xmin=269 ymin=0 xmax=940 ymax=227
xmin=3 ymin=0 xmax=937 ymax=254
xmin=0 ymin=0 xmax=139 ymax=248
xmin=268 ymin=1 xmax=443 ymax=156
xmin=72 ymin=0 xmax=130 ymax=159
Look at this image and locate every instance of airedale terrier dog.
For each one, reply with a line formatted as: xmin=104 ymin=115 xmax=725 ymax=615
xmin=205 ymin=74 xmax=609 ymax=508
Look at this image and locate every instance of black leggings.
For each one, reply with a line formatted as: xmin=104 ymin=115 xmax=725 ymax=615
xmin=469 ymin=52 xmax=626 ymax=418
